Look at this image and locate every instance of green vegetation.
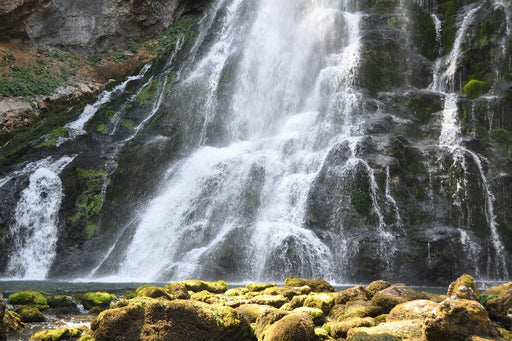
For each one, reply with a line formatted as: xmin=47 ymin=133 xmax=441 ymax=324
xmin=69 ymin=168 xmax=107 ymax=239
xmin=145 ymin=16 xmax=198 ymax=55
xmin=134 ymin=77 xmax=163 ymax=106
xmin=0 ymin=66 xmax=61 ymax=97
xmin=490 ymin=128 xmax=512 ymax=155
xmin=109 ymin=51 xmax=128 ymax=63
xmin=462 ymin=78 xmax=490 ymax=99
xmin=37 ymin=126 xmax=68 ymax=147
xmin=97 ymin=123 xmax=107 ymax=134
xmin=127 ymin=42 xmax=141 ymax=54
xmin=404 ymin=94 xmax=443 ymax=124
xmin=479 ymin=293 xmax=498 ymax=304
xmin=30 ymin=326 xmax=87 ymax=341
xmin=373 ymin=0 xmax=398 ymax=14
xmin=122 ymin=119 xmax=135 ymax=130
xmin=9 ymin=290 xmax=49 ymax=310
xmin=439 ymin=1 xmax=460 ymax=55
xmin=85 ymin=54 xmax=102 ymax=67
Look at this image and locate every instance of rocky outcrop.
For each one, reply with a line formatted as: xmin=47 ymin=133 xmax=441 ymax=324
xmin=0 ymin=0 xmax=211 ymax=53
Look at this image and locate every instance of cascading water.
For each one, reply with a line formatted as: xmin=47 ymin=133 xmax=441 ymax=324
xmin=431 ymin=0 xmax=509 ymax=279
xmin=4 ymin=156 xmax=75 ymax=279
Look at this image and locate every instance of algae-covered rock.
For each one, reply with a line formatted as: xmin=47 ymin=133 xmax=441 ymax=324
xmin=164 ymin=282 xmax=190 ymax=299
xmin=8 ymin=291 xmax=49 ymax=310
xmin=284 ymin=277 xmax=334 ymax=292
xmin=291 ymin=307 xmax=325 ymax=325
xmin=250 ymin=295 xmax=288 ymax=308
xmin=247 ymin=283 xmax=276 ymax=292
xmin=423 ymin=297 xmax=493 ymax=341
xmin=235 ymin=304 xmax=273 ymax=323
xmin=135 ymin=285 xmax=172 ymax=299
xmin=90 ymin=303 xmax=145 ymax=340
xmin=190 ymin=290 xmax=221 ymax=304
xmin=263 ymin=286 xmax=311 ymax=299
xmin=226 ymin=287 xmax=250 ymax=297
xmin=336 ymin=286 xmax=370 ymax=304
xmin=47 ymin=295 xmax=79 ymax=314
xmin=387 ymin=299 xmax=439 ymax=321
xmin=254 ymin=308 xmax=289 ymax=339
xmin=481 ymin=282 xmax=512 ymax=329
xmin=446 ymin=274 xmax=480 ymax=301
xmin=342 ymin=300 xmax=383 ymax=319
xmin=3 ymin=310 xmax=24 ymax=332
xmin=347 ymin=319 xmax=424 ymax=341
xmin=303 ymin=293 xmax=336 ymax=314
xmin=371 ymin=284 xmax=429 ymax=313
xmin=180 ymin=279 xmax=228 ymax=293
xmin=30 ymin=326 xmax=87 ymax=341
xmin=285 ymin=295 xmax=308 ymax=310
xmin=327 ymin=317 xmax=376 ymax=339
xmin=15 ymin=306 xmax=45 ymax=322
xmin=263 ymin=313 xmax=317 ymax=341
xmin=366 ymin=280 xmax=392 ymax=298
xmin=74 ymin=292 xmax=117 ymax=314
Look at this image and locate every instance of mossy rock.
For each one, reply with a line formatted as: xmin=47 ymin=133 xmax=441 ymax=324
xmin=326 ymin=317 xmax=376 ymax=339
xmin=246 ymin=283 xmax=276 ymax=292
xmin=235 ymin=304 xmax=273 ymax=323
xmin=30 ymin=326 xmax=88 ymax=341
xmin=74 ymin=292 xmax=117 ymax=313
xmin=481 ymin=282 xmax=512 ymax=329
xmin=180 ymin=279 xmax=228 ymax=293
xmin=462 ymin=79 xmax=489 ymax=99
xmin=262 ymin=286 xmax=311 ymax=300
xmin=4 ymin=310 xmax=24 ymax=331
xmin=343 ymin=300 xmax=383 ymax=319
xmin=8 ymin=290 xmax=49 ymax=310
xmin=225 ymin=287 xmax=250 ymax=297
xmin=303 ymin=293 xmax=336 ymax=315
xmin=371 ymin=284 xmax=429 ymax=313
xmin=284 ymin=277 xmax=333 ymax=292
xmin=190 ymin=290 xmax=221 ymax=304
xmin=366 ymin=280 xmax=391 ymax=298
xmin=286 ymin=295 xmax=308 ymax=310
xmin=47 ymin=295 xmax=79 ymax=314
xmin=254 ymin=308 xmax=289 ymax=339
xmin=291 ymin=307 xmax=325 ymax=325
xmin=347 ymin=319 xmax=423 ymax=341
xmin=135 ymin=285 xmax=172 ymax=299
xmin=387 ymin=299 xmax=438 ymax=321
xmin=90 ymin=303 xmax=145 ymax=340
xmin=446 ymin=274 xmax=480 ymax=300
xmin=250 ymin=295 xmax=288 ymax=308
xmin=15 ymin=305 xmax=46 ymax=322
xmin=263 ymin=313 xmax=317 ymax=341
xmin=164 ymin=282 xmax=190 ymax=299
xmin=336 ymin=286 xmax=370 ymax=305
xmin=423 ymin=297 xmax=493 ymax=341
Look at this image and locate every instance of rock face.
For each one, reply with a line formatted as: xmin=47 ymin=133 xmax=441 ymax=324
xmin=0 ymin=0 xmax=211 ymax=52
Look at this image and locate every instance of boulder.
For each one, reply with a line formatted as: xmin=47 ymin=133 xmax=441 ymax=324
xmin=387 ymin=299 xmax=439 ymax=321
xmin=254 ymin=308 xmax=289 ymax=339
xmin=365 ymin=280 xmax=391 ymax=298
xmin=481 ymin=282 xmax=512 ymax=329
xmin=164 ymin=282 xmax=190 ymax=299
xmin=327 ymin=317 xmax=376 ymax=339
xmin=263 ymin=286 xmax=311 ymax=299
xmin=371 ymin=284 xmax=429 ymax=313
xmin=423 ymin=297 xmax=494 ymax=341
xmin=446 ymin=274 xmax=480 ymax=301
xmin=247 ymin=283 xmax=276 ymax=292
xmin=180 ymin=279 xmax=228 ymax=293
xmin=347 ymin=319 xmax=425 ymax=341
xmin=15 ymin=305 xmax=45 ymax=322
xmin=303 ymin=293 xmax=336 ymax=314
xmin=263 ymin=313 xmax=317 ymax=341
xmin=284 ymin=277 xmax=334 ymax=292
xmin=0 ymin=287 xmax=5 ymax=341
xmin=8 ymin=290 xmax=49 ymax=310
xmin=291 ymin=307 xmax=325 ymax=325
xmin=73 ymin=292 xmax=117 ymax=314
xmin=235 ymin=304 xmax=274 ymax=323
xmin=135 ymin=285 xmax=172 ymax=299
xmin=30 ymin=326 xmax=87 ymax=341
xmin=250 ymin=295 xmax=288 ymax=308
xmin=3 ymin=310 xmax=23 ymax=332
xmin=336 ymin=285 xmax=370 ymax=304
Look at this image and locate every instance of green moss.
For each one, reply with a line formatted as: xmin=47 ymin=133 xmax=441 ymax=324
xmin=96 ymin=123 xmax=107 ymax=134
xmin=462 ymin=79 xmax=490 ymax=99
xmin=16 ymin=305 xmax=46 ymax=322
xmin=0 ymin=65 xmax=62 ymax=97
xmin=31 ymin=326 xmax=87 ymax=341
xmin=490 ymin=128 xmax=512 ymax=155
xmin=134 ymin=77 xmax=163 ymax=106
xmin=37 ymin=126 xmax=68 ymax=147
xmin=373 ymin=0 xmax=398 ymax=14
xmin=121 ymin=119 xmax=135 ymax=130
xmin=246 ymin=283 xmax=276 ymax=292
xmin=439 ymin=1 xmax=460 ymax=55
xmin=9 ymin=290 xmax=49 ymax=310
xmin=74 ymin=292 xmax=117 ymax=313
xmin=145 ymin=15 xmax=199 ymax=55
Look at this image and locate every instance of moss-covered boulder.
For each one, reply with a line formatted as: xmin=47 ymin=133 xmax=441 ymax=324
xmin=3 ymin=310 xmax=24 ymax=332
xmin=247 ymin=283 xmax=276 ymax=292
xmin=387 ymin=299 xmax=439 ymax=321
xmin=326 ymin=317 xmax=376 ymax=339
xmin=263 ymin=313 xmax=317 ymax=341
xmin=347 ymin=319 xmax=424 ymax=341
xmin=262 ymin=286 xmax=311 ymax=299
xmin=250 ymin=295 xmax=288 ymax=308
xmin=303 ymin=293 xmax=336 ymax=314
xmin=47 ymin=295 xmax=79 ymax=314
xmin=481 ymin=282 xmax=512 ymax=329
xmin=74 ymin=292 xmax=117 ymax=314
xmin=8 ymin=291 xmax=49 ymax=310
xmin=235 ymin=304 xmax=274 ymax=323
xmin=341 ymin=300 xmax=383 ymax=319
xmin=30 ymin=326 xmax=87 ymax=341
xmin=91 ymin=298 xmax=255 ymax=341
xmin=135 ymin=285 xmax=172 ymax=299
xmin=365 ymin=280 xmax=391 ymax=298
xmin=291 ymin=307 xmax=325 ymax=325
xmin=180 ymin=279 xmax=228 ymax=293
xmin=336 ymin=286 xmax=370 ymax=304
xmin=446 ymin=274 xmax=479 ymax=301
xmin=371 ymin=284 xmax=429 ymax=313
xmin=225 ymin=287 xmax=250 ymax=297
xmin=284 ymin=277 xmax=334 ymax=292
xmin=190 ymin=290 xmax=221 ymax=304
xmin=164 ymin=282 xmax=190 ymax=299
xmin=423 ymin=297 xmax=494 ymax=341
xmin=15 ymin=306 xmax=45 ymax=322
xmin=254 ymin=308 xmax=290 ymax=339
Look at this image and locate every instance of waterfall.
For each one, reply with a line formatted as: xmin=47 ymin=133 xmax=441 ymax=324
xmin=5 ymin=156 xmax=75 ymax=279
